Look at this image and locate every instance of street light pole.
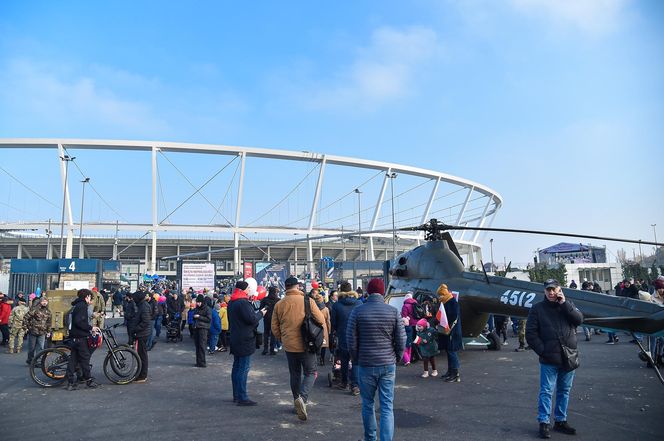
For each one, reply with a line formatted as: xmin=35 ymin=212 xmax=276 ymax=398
xmin=78 ymin=177 xmax=90 ymax=258
xmin=652 ymin=224 xmax=658 ymax=265
xmin=45 ymin=218 xmax=52 ymax=258
xmin=354 ymin=188 xmax=362 ymax=261
xmin=59 ymin=154 xmax=75 ymax=258
xmin=490 ymin=238 xmax=494 ymax=272
xmin=386 ymin=172 xmax=397 ymax=259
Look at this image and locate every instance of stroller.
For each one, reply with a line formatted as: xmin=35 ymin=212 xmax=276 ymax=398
xmin=166 ymin=313 xmax=183 ymax=342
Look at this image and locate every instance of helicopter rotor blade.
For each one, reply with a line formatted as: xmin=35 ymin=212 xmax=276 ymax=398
xmin=402 ymin=220 xmax=663 ymax=247
xmin=162 ymin=218 xmax=661 ymax=260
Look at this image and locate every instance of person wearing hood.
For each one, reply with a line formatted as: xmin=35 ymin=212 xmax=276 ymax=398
xmin=193 ymin=294 xmax=212 ymax=367
xmin=260 ymin=286 xmax=280 ymax=355
xmin=400 ymin=292 xmax=419 ymax=366
xmin=330 ymin=282 xmax=362 ymax=394
xmin=437 ymin=283 xmax=463 ymax=383
xmin=131 ymin=290 xmax=152 ymax=382
xmin=65 ymin=289 xmax=102 ymax=390
xmin=228 ymin=281 xmax=266 ymax=406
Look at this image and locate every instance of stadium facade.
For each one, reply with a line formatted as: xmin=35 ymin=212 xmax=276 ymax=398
xmin=0 ymin=139 xmax=502 ymax=279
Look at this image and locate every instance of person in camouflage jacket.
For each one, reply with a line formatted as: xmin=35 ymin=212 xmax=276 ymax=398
xmin=24 ymin=296 xmax=52 ymax=364
xmin=91 ymin=288 xmax=106 ymax=329
xmin=8 ymin=299 xmax=29 ymax=353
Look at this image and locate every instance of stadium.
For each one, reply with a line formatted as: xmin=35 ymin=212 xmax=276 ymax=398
xmin=0 ymin=139 xmax=502 ymax=283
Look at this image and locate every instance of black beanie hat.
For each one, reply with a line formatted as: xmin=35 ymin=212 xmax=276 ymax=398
xmin=196 ymin=294 xmax=205 ymax=303
xmin=235 ymin=281 xmax=249 ymax=290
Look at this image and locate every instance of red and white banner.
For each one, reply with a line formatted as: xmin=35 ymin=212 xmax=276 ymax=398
xmin=243 ymin=262 xmax=253 ymax=279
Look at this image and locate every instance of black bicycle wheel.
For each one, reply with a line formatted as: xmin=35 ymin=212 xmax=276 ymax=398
xmin=30 ymin=347 xmax=71 ymax=388
xmin=103 ymin=348 xmax=141 ymax=384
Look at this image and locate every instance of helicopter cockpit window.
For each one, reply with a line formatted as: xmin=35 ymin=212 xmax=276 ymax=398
xmin=414 ymin=291 xmax=436 ymax=305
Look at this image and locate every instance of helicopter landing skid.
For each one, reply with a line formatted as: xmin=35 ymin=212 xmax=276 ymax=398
xmin=463 ymin=334 xmax=491 ymax=349
xmin=631 ymin=332 xmax=664 ymax=386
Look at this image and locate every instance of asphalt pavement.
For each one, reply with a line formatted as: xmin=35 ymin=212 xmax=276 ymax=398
xmin=1 ymin=319 xmax=662 ymax=441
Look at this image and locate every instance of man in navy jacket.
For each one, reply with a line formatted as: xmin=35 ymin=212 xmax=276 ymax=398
xmin=347 ymin=278 xmax=405 ymax=441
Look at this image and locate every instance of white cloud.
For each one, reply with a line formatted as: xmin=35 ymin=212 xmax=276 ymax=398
xmin=299 ymin=26 xmax=439 ymax=111
xmin=0 ymin=58 xmax=170 ymax=136
xmin=510 ymin=0 xmax=631 ymax=36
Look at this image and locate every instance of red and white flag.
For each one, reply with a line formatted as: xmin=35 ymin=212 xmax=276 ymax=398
xmin=436 ymin=302 xmax=449 ymax=330
xmin=413 ymin=335 xmax=422 ymax=345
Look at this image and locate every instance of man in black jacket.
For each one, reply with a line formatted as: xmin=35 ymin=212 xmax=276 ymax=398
xmin=65 ymin=289 xmax=102 ymax=391
xmin=131 ymin=291 xmax=152 ymax=382
xmin=526 ymin=279 xmax=584 ymax=439
xmin=166 ymin=291 xmax=184 ymax=322
xmin=259 ymin=286 xmax=279 ymax=355
xmin=228 ymin=281 xmax=266 ymax=406
xmin=192 ymin=294 xmax=212 ymax=367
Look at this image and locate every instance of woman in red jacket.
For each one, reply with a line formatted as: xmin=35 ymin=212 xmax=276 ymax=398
xmin=0 ymin=292 xmax=15 ymax=346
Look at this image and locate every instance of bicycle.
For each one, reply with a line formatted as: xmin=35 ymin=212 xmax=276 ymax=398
xmin=30 ymin=323 xmax=142 ymax=387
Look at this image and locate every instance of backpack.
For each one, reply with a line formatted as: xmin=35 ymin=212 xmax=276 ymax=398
xmin=413 ymin=302 xmax=426 ymax=320
xmin=63 ymin=306 xmax=75 ymax=332
xmin=301 ymin=294 xmax=324 ymax=353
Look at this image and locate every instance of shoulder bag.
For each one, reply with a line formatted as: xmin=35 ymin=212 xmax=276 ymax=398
xmin=301 ymin=294 xmax=324 ymax=353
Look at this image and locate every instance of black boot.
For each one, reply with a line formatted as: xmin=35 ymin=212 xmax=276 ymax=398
xmin=539 ymin=423 xmax=551 ymax=439
xmin=444 ymin=369 xmax=460 ymax=383
xmin=553 ymin=421 xmax=576 ymax=435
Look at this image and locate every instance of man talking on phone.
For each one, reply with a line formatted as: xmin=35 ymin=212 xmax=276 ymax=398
xmin=526 ymin=279 xmax=584 ymax=439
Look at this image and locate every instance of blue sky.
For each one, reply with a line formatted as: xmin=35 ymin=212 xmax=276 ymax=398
xmin=0 ymin=0 xmax=662 ymax=266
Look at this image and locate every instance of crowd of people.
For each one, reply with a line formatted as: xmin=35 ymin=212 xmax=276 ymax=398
xmin=1 ymin=272 xmax=663 ymax=441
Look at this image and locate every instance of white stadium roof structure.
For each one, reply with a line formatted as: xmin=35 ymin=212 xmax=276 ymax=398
xmin=0 ymin=138 xmax=502 ymax=275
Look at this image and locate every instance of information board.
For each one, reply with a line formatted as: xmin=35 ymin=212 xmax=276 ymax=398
xmin=64 ymin=280 xmax=90 ymax=290
xmin=181 ymin=262 xmax=216 ymax=292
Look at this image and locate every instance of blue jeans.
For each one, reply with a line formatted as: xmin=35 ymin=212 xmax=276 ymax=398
xmin=404 ymin=326 xmax=414 ymax=348
xmin=649 ymin=336 xmax=663 ymax=359
xmin=26 ymin=333 xmax=46 ymax=363
xmin=538 ymin=363 xmax=575 ymax=423
xmin=231 ymin=355 xmax=252 ymax=401
xmin=147 ymin=327 xmax=155 ymax=349
xmin=208 ymin=332 xmax=219 ymax=351
xmin=358 ymin=364 xmax=396 ymax=441
xmin=447 ymin=350 xmax=459 ymax=370
xmin=339 ymin=348 xmax=358 ymax=387
xmin=154 ymin=315 xmax=162 ymax=337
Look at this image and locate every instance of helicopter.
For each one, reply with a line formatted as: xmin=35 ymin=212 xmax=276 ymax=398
xmin=163 ymin=218 xmax=664 ymax=384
